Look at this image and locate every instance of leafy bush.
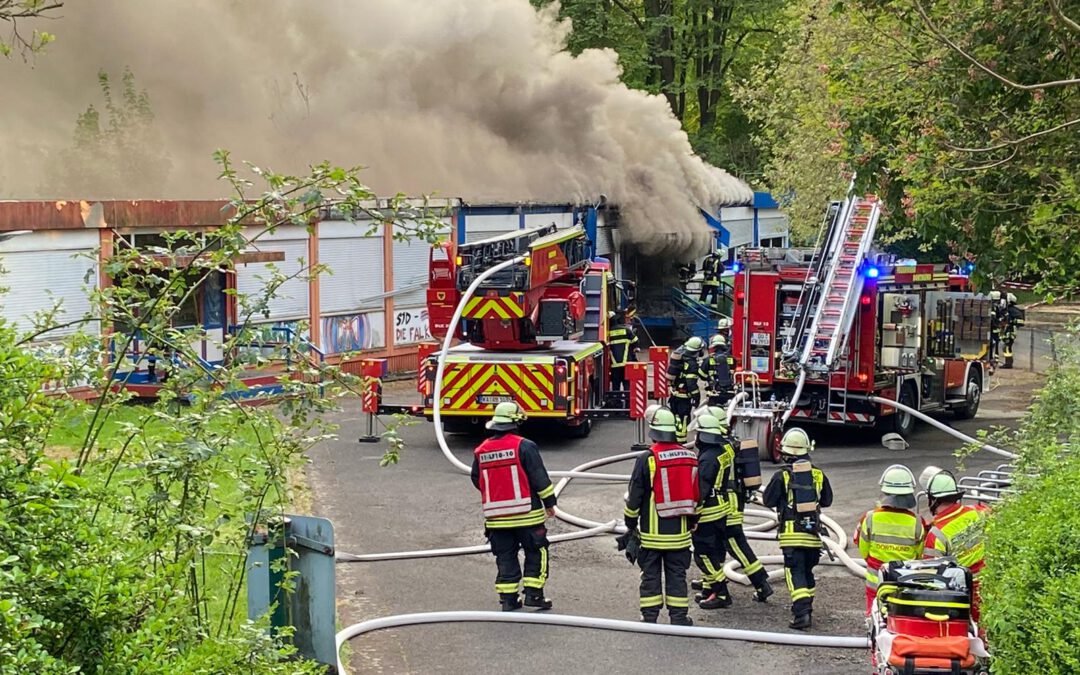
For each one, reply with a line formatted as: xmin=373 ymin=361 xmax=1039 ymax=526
xmin=980 ymin=325 xmax=1080 ymax=674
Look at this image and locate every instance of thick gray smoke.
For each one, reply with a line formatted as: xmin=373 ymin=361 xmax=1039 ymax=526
xmin=0 ymin=0 xmax=752 ymax=255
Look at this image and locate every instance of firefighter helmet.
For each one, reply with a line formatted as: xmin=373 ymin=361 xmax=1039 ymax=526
xmin=717 ymin=317 xmax=732 ymax=331
xmin=1006 ymin=292 xmax=1018 ymax=305
xmin=683 ymin=336 xmax=705 ymax=353
xmin=648 ymin=407 xmax=678 ymax=442
xmin=709 ymin=334 xmax=728 ymax=350
xmin=486 ymin=401 xmax=527 ymax=431
xmin=919 ymin=466 xmax=962 ymax=500
xmin=695 ymin=414 xmax=727 ymax=445
xmin=988 ymin=290 xmax=1001 ymax=301
xmin=780 ymin=428 xmax=813 ymax=456
xmin=880 ymin=464 xmax=917 ymax=495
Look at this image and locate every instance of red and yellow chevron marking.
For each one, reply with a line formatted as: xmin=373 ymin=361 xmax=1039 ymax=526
xmin=439 ymin=362 xmax=555 ymax=414
xmin=462 ymin=293 xmax=525 ymax=320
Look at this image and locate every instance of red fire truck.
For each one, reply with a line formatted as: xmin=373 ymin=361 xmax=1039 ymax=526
xmin=731 ymin=196 xmax=991 ymax=455
xmin=363 ymin=224 xmax=656 ymax=437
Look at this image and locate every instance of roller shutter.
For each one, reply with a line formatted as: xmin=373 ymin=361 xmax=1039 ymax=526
xmin=0 ymin=231 xmax=98 ymax=337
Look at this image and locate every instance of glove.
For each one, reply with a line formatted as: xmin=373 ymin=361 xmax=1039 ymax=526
xmin=615 ymin=529 xmax=641 ymax=564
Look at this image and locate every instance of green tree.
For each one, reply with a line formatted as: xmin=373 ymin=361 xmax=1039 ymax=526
xmin=0 ymin=0 xmax=59 ymax=57
xmin=44 ymin=67 xmax=173 ymax=197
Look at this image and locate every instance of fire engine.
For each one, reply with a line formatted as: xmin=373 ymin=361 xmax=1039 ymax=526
xmin=731 ymin=195 xmax=991 ymax=459
xmin=365 ymin=224 xmax=653 ymax=437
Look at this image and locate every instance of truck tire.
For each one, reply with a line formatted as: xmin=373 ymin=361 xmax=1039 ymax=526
xmin=567 ymin=418 xmax=592 ymax=439
xmin=953 ymin=370 xmax=982 ymax=420
xmin=878 ymin=382 xmax=917 ymax=437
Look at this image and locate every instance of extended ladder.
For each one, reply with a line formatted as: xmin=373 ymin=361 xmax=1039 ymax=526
xmin=799 ymin=195 xmax=881 ymax=372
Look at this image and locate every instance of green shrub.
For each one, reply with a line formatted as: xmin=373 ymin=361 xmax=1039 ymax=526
xmin=980 ymin=325 xmax=1080 ymax=674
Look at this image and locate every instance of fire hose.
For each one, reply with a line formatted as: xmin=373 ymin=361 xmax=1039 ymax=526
xmin=336 ymin=256 xmax=871 ymax=672
xmin=335 ymin=255 xmax=1008 ymax=671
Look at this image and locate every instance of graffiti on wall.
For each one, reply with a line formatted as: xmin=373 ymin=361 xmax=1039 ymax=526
xmin=321 ymin=312 xmax=385 ymax=354
xmin=393 ymin=307 xmax=431 ymax=345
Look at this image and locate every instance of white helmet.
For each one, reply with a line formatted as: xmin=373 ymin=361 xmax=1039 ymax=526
xmin=880 ymin=464 xmax=916 ymax=495
xmin=780 ymin=428 xmax=813 ymax=456
xmin=717 ymin=317 xmax=732 ymax=331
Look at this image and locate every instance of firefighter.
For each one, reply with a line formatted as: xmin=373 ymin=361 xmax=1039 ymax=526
xmin=470 ymin=402 xmax=557 ymax=612
xmin=623 ymin=407 xmax=700 ymax=625
xmin=762 ymin=428 xmax=833 ymax=630
xmin=692 ymin=413 xmax=734 ymax=609
xmin=666 ymin=336 xmax=705 ymax=442
xmin=988 ymin=290 xmax=1003 ymax=362
xmin=678 ymin=261 xmax=696 ymax=291
xmin=699 ymin=334 xmax=735 ymax=406
xmin=716 ymin=317 xmax=732 ymax=343
xmin=920 ymin=466 xmax=986 ymax=621
xmin=689 ymin=407 xmax=773 ymax=603
xmin=607 ymin=311 xmax=638 ymax=393
xmin=1001 ymin=292 xmax=1025 ymax=369
xmin=699 ymin=250 xmax=724 ymax=309
xmin=854 ymin=465 xmax=927 ymax=614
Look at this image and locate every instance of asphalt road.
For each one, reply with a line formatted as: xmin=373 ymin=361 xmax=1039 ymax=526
xmin=308 ymin=373 xmax=1031 ymax=675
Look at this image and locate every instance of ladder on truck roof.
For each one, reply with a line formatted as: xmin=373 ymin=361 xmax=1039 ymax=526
xmin=795 ymin=195 xmax=881 ymax=373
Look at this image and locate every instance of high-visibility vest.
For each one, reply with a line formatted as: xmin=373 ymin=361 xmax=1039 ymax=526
xmin=608 ymin=326 xmax=632 ymax=367
xmin=475 ymin=435 xmax=533 ymax=518
xmin=649 ymin=442 xmax=700 ymax=518
xmin=858 ymin=507 xmax=925 ymax=587
xmin=924 ymin=504 xmax=985 ymax=573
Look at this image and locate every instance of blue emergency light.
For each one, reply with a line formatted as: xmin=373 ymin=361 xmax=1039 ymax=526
xmin=732 ymin=261 xmax=742 ymax=274
xmin=864 ymin=265 xmax=880 ymax=279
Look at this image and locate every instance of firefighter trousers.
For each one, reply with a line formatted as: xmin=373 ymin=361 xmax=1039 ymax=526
xmin=726 ymin=522 xmax=769 ymax=590
xmin=669 ymin=395 xmax=693 ymax=442
xmin=699 ymin=282 xmax=720 ymax=308
xmin=610 ymin=366 xmax=628 ymax=391
xmin=692 ymin=519 xmax=728 ymax=597
xmin=782 ymin=546 xmax=821 ymax=618
xmin=638 ymin=547 xmax=691 ymax=619
xmin=488 ymin=526 xmax=549 ymax=598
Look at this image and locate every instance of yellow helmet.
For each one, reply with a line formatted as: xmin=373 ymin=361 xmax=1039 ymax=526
xmin=486 ymin=401 xmax=526 ymax=431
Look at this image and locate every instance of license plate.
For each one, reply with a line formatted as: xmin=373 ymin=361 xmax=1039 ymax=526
xmin=750 ymin=332 xmax=771 ymax=347
xmin=477 ymin=394 xmax=514 ymax=404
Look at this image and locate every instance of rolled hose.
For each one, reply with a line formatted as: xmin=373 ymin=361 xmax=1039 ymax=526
xmin=336 ymin=612 xmax=868 ymax=656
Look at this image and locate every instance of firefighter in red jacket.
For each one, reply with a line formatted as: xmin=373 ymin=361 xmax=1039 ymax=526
xmin=471 ymin=401 xmax=557 ymax=612
xmin=920 ymin=466 xmax=986 ymax=621
xmin=623 ymin=407 xmax=700 ymax=625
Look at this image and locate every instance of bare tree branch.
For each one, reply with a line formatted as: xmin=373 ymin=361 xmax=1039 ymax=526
xmin=1048 ymin=0 xmax=1080 ymax=34
xmin=948 ymin=117 xmax=1080 ymax=153
xmin=913 ymin=0 xmax=1080 ymax=90
xmin=610 ymin=0 xmax=645 ymax=30
xmin=953 ymin=147 xmax=1018 ymax=171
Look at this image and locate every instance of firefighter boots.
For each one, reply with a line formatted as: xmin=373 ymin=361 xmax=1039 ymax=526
xmin=789 ymin=612 xmax=812 ymax=631
xmin=669 ymin=613 xmax=694 ymax=627
xmin=500 ymin=594 xmax=522 ymax=612
xmin=752 ymin=579 xmax=775 ymax=603
xmin=697 ymin=593 xmax=732 ymax=610
xmin=524 ymin=592 xmax=553 ymax=610
xmin=690 ymin=579 xmax=704 ymax=591
xmin=640 ymin=611 xmax=659 ymax=624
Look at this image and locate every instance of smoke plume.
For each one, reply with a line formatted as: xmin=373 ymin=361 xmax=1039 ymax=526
xmin=0 ymin=0 xmax=752 ymax=255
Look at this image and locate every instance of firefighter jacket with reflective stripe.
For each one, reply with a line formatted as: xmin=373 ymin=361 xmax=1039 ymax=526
xmin=699 ymin=352 xmax=734 ymax=393
xmin=923 ymin=503 xmax=985 ymax=574
xmin=665 ymin=348 xmax=700 ymax=399
xmin=701 ymin=254 xmax=723 ymax=286
xmin=624 ymin=446 xmax=699 ymax=550
xmin=762 ymin=463 xmax=833 ymax=548
xmin=696 ymin=440 xmax=735 ymax=523
xmin=607 ymin=325 xmax=637 ymax=368
xmin=471 ymin=433 xmax=556 ymax=529
xmin=855 ymin=506 xmax=927 ymax=586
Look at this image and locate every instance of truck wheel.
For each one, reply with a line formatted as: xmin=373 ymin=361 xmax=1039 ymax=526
xmin=953 ymin=370 xmax=982 ymax=420
xmin=881 ymin=384 xmax=915 ymax=436
xmin=767 ymin=425 xmax=783 ymax=464
xmin=567 ymin=418 xmax=592 ymax=439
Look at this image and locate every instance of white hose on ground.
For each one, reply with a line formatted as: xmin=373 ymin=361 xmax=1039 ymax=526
xmin=861 ymin=395 xmax=1016 ymax=460
xmin=335 ymin=612 xmax=869 ymax=662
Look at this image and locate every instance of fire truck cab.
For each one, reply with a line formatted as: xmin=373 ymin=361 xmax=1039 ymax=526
xmin=732 ymin=247 xmax=991 ymax=438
